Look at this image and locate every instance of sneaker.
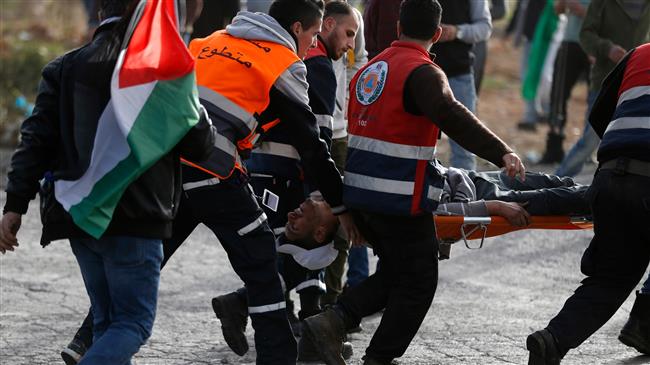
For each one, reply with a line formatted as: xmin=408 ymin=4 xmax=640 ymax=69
xmin=618 ymin=292 xmax=650 ymax=354
xmin=526 ymin=329 xmax=562 ymax=365
xmin=211 ymin=293 xmax=249 ymax=356
xmin=302 ymin=308 xmax=347 ymax=365
xmin=61 ymin=337 xmax=88 ymax=365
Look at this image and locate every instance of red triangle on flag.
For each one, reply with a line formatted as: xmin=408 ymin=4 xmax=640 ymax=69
xmin=119 ymin=0 xmax=194 ymax=88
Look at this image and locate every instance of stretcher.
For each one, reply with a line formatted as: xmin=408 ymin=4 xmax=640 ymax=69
xmin=434 ymin=215 xmax=593 ymax=260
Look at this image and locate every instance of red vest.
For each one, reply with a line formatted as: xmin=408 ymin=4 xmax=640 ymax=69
xmin=344 ymin=41 xmax=444 ymax=216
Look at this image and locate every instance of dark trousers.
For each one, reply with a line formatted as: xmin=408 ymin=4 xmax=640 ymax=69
xmin=547 ymin=169 xmax=650 ymax=354
xmin=466 ymin=170 xmax=590 ymax=216
xmin=338 ymin=211 xmax=438 ymax=361
xmin=166 ymin=180 xmax=297 ymax=364
xmin=548 ymin=41 xmax=590 ymax=132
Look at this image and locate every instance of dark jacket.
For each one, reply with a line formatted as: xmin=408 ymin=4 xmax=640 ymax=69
xmin=579 ymin=0 xmax=650 ymax=92
xmin=363 ymin=0 xmax=401 ymax=59
xmin=4 ymin=21 xmax=215 ymax=245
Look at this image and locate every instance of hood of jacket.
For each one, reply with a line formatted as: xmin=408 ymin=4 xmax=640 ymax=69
xmin=226 ymin=11 xmax=297 ymax=53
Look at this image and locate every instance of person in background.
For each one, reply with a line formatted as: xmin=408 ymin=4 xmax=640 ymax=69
xmin=538 ymin=0 xmax=591 ymax=164
xmin=247 ymin=0 xmax=273 ymax=13
xmin=506 ymin=0 xmax=548 ymax=131
xmin=554 ymin=0 xmax=650 ymax=177
xmin=363 ymin=0 xmax=401 ymax=59
xmin=190 ymin=0 xmax=238 ymax=38
xmin=431 ymin=0 xmax=492 ymax=170
xmin=322 ymin=0 xmax=369 ymax=309
xmin=473 ymin=0 xmax=507 ymax=95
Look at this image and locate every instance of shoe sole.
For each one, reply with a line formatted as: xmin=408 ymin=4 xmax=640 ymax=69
xmin=61 ymin=348 xmax=81 ymax=365
xmin=211 ymin=297 xmax=249 ymax=356
xmin=302 ymin=320 xmax=346 ymax=365
xmin=619 ymin=332 xmax=650 ymax=355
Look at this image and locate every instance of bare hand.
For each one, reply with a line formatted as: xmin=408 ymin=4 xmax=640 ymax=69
xmin=608 ymin=45 xmax=627 ymax=63
xmin=486 ymin=201 xmax=531 ymax=227
xmin=502 ymin=153 xmax=526 ymax=181
xmin=0 ymin=212 xmax=22 ymax=254
xmin=338 ymin=212 xmax=366 ymax=247
xmin=439 ymin=24 xmax=457 ymax=42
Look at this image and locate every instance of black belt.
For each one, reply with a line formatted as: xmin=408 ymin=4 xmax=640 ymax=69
xmin=599 ymin=158 xmax=650 ymax=178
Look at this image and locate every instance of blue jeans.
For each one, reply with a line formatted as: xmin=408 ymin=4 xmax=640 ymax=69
xmin=71 ymin=236 xmax=163 ymax=365
xmin=346 ymin=246 xmax=369 ymax=288
xmin=642 ymin=273 xmax=650 ymax=294
xmin=447 ymin=72 xmax=477 ymax=170
xmin=555 ymin=90 xmax=600 ymax=177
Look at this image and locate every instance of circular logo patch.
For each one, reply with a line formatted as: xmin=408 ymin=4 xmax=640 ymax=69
xmin=355 ymin=61 xmax=388 ymax=106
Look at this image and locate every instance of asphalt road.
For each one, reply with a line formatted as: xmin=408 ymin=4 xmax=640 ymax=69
xmin=1 ymin=166 xmax=649 ymax=365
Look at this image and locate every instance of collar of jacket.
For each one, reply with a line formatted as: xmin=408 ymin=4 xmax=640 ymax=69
xmin=305 ymin=36 xmax=331 ymax=60
xmin=91 ymin=17 xmax=121 ymax=40
xmin=390 ymin=40 xmax=437 ymax=62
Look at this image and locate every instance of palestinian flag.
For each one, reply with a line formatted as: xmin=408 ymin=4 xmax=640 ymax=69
xmin=54 ymin=0 xmax=200 ymax=238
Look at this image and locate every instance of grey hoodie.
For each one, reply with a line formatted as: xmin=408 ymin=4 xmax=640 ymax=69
xmin=226 ymin=11 xmax=312 ymax=109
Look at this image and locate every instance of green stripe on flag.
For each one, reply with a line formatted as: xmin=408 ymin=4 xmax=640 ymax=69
xmin=69 ymin=73 xmax=200 ymax=238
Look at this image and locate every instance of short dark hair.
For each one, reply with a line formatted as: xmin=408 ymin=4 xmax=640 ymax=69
xmin=324 ymin=1 xmax=353 ymax=20
xmin=99 ymin=0 xmax=135 ymax=19
xmin=269 ymin=0 xmax=324 ymax=35
xmin=399 ymin=0 xmax=442 ymax=40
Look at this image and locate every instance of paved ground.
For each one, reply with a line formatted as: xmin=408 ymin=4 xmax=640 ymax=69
xmin=1 ymin=165 xmax=649 ymax=365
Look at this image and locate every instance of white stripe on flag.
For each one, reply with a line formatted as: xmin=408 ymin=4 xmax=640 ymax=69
xmin=111 ymin=50 xmax=157 ymax=135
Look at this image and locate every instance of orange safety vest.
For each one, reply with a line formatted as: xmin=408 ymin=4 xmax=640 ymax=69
xmin=182 ymin=30 xmax=300 ymax=179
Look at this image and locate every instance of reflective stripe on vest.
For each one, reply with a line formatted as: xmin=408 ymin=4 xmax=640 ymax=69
xmin=604 ymin=116 xmax=650 ymax=134
xmin=348 ymin=134 xmax=436 ymax=160
xmin=344 ymin=171 xmax=414 ymax=195
xmin=198 ymin=85 xmax=259 ymax=134
xmin=182 ymin=31 xmax=300 ymax=179
xmin=253 ymin=141 xmax=301 ymax=160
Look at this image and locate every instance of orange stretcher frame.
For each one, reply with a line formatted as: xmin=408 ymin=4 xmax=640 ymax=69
xmin=434 ymin=215 xmax=594 ymax=250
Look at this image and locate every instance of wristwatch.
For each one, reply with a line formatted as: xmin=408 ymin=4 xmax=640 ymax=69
xmin=456 ymin=26 xmax=464 ymax=40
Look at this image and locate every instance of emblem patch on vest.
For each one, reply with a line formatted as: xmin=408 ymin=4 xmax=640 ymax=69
xmin=356 ymin=61 xmax=388 ymax=106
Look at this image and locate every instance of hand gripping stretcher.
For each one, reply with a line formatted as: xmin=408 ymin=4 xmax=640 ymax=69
xmin=433 ymin=215 xmax=594 ymax=260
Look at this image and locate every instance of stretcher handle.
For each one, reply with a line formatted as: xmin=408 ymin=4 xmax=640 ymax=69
xmin=461 ymin=221 xmax=489 ymax=249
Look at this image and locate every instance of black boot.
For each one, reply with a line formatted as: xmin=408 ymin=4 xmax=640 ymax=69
xmin=618 ymin=291 xmax=650 ymax=354
xmin=211 ymin=291 xmax=249 ymax=356
xmin=539 ymin=132 xmax=565 ymax=164
xmin=298 ymin=333 xmax=353 ymax=362
xmin=302 ymin=308 xmax=348 ymax=365
xmin=527 ymin=328 xmax=563 ymax=365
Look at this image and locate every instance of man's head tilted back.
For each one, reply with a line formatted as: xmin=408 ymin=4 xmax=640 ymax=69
xmin=285 ymin=198 xmax=339 ymax=248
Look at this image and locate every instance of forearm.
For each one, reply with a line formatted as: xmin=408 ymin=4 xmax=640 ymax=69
xmin=456 ymin=0 xmax=492 ymax=44
xmin=435 ymin=201 xmax=489 ymax=216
